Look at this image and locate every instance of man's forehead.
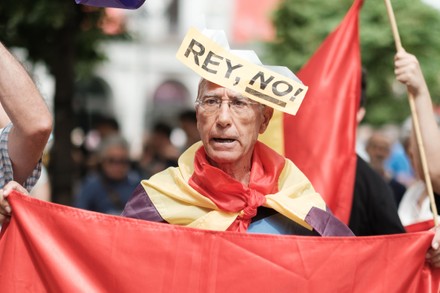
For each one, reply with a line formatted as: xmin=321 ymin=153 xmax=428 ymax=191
xmin=200 ymin=80 xmax=245 ymax=98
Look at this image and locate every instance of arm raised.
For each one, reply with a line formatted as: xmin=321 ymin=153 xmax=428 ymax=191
xmin=0 ymin=42 xmax=53 ymax=186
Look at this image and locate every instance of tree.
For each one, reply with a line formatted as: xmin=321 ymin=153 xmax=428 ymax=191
xmin=266 ymin=0 xmax=440 ymax=126
xmin=0 ymin=0 xmax=110 ymax=204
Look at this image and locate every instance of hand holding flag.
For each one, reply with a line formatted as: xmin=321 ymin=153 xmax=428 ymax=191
xmin=427 ymin=226 xmax=440 ymax=267
xmin=384 ymin=0 xmax=439 ymax=227
xmin=0 ymin=181 xmax=29 ymax=225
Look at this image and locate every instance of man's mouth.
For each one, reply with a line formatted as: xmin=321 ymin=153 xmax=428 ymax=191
xmin=212 ymin=138 xmax=236 ymax=143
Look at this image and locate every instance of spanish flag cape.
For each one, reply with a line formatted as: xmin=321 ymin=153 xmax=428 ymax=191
xmin=139 ymin=141 xmax=333 ymax=233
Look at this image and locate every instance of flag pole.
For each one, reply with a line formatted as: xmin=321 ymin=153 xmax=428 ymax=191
xmin=384 ymin=0 xmax=438 ymax=226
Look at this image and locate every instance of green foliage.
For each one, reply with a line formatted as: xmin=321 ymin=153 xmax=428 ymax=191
xmin=0 ymin=0 xmax=114 ymax=78
xmin=266 ymin=0 xmax=440 ymax=126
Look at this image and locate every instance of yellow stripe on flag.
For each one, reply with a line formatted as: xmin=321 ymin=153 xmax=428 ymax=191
xmin=259 ymin=109 xmax=284 ymax=156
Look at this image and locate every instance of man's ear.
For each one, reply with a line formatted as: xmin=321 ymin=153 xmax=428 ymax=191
xmin=259 ymin=106 xmax=274 ymax=134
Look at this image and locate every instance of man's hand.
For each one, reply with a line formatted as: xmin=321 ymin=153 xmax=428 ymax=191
xmin=426 ymin=226 xmax=440 ymax=268
xmin=394 ymin=49 xmax=429 ymax=98
xmin=0 ymin=181 xmax=29 ymax=225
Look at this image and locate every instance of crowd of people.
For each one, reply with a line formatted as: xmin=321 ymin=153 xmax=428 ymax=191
xmin=1 ymin=36 xmax=440 ymax=269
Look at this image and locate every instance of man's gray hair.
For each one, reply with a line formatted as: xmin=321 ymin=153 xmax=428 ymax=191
xmin=97 ymin=134 xmax=129 ymax=159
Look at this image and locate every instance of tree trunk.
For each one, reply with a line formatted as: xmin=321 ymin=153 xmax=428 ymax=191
xmin=48 ymin=28 xmax=77 ymax=206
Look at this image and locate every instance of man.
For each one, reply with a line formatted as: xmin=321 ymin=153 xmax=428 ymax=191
xmin=0 ymin=41 xmax=52 ymax=225
xmin=119 ymin=28 xmax=352 ymax=236
xmin=393 ymin=49 xmax=440 ymax=266
xmin=395 ymin=50 xmax=440 ymax=228
xmin=365 ymin=131 xmax=407 ymax=204
xmin=122 ymin=78 xmax=353 ymax=236
xmin=0 ymin=42 xmax=52 ymax=191
xmin=395 ymin=50 xmax=440 ymax=195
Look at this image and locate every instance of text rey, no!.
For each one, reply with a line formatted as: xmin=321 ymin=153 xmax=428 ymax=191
xmin=183 ymin=38 xmax=304 ymax=106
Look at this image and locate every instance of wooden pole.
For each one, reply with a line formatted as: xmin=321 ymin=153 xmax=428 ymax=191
xmin=384 ymin=0 xmax=438 ymax=226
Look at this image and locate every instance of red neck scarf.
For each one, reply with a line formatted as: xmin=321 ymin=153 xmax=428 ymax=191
xmin=189 ymin=141 xmax=286 ymax=232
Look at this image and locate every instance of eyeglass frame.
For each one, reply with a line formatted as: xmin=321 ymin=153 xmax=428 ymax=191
xmin=195 ymin=95 xmax=262 ymax=116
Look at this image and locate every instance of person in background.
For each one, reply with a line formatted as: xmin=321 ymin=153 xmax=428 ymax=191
xmin=178 ymin=109 xmax=200 ymax=152
xmin=398 ymin=116 xmax=440 ymax=226
xmin=395 ymin=50 xmax=440 ymax=228
xmin=391 ymin=49 xmax=440 ymax=266
xmin=138 ymin=121 xmax=180 ymax=178
xmin=384 ymin=126 xmax=415 ymax=188
xmin=395 ymin=50 xmax=440 ymax=195
xmin=93 ymin=115 xmax=120 ymax=140
xmin=365 ymin=130 xmax=407 ymax=205
xmin=74 ymin=134 xmax=140 ymax=215
xmin=81 ymin=115 xmax=121 ymax=177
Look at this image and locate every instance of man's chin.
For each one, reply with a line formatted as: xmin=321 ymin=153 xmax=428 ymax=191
xmin=206 ymin=151 xmax=239 ymax=166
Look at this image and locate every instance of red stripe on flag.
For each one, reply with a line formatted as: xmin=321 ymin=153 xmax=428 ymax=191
xmin=1 ymin=192 xmax=439 ymax=292
xmin=284 ymin=0 xmax=363 ymax=224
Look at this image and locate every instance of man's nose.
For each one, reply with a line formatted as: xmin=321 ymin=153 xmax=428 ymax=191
xmin=217 ymin=101 xmax=233 ymax=125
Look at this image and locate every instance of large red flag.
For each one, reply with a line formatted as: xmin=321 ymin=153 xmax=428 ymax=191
xmin=283 ymin=0 xmax=363 ymax=223
xmin=1 ymin=192 xmax=439 ymax=292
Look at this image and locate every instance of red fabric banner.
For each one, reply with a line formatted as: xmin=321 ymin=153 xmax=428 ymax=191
xmin=1 ymin=192 xmax=439 ymax=292
xmin=284 ymin=0 xmax=363 ymax=224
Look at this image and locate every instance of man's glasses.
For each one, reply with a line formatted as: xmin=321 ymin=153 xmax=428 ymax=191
xmin=195 ymin=96 xmax=260 ymax=116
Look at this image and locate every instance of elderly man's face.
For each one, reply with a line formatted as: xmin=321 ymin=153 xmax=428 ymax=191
xmin=195 ymin=80 xmax=273 ymax=169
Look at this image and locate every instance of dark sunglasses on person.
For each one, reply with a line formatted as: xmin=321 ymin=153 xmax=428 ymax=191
xmin=103 ymin=157 xmax=130 ymax=165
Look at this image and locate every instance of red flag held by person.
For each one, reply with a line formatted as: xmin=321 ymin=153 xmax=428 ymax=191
xmin=283 ymin=0 xmax=363 ymax=224
xmin=0 ymin=192 xmax=439 ymax=292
